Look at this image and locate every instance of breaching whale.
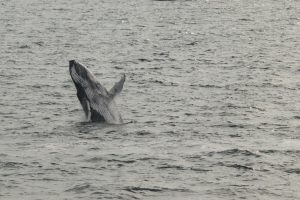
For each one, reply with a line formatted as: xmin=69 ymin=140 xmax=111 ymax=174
xmin=69 ymin=60 xmax=125 ymax=124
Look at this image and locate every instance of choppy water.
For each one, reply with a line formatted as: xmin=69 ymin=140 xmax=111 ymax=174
xmin=1 ymin=0 xmax=300 ymax=199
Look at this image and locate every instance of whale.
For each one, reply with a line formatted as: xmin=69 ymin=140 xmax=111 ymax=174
xmin=69 ymin=60 xmax=125 ymax=124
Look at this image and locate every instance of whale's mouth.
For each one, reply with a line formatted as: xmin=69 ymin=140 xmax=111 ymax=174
xmin=69 ymin=60 xmax=78 ymax=75
xmin=69 ymin=60 xmax=76 ymax=71
xmin=69 ymin=60 xmax=82 ymax=74
xmin=69 ymin=60 xmax=76 ymax=66
xmin=69 ymin=60 xmax=90 ymax=83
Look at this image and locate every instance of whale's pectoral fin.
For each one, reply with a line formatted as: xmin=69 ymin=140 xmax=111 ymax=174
xmin=109 ymin=74 xmax=126 ymax=98
xmin=77 ymin=90 xmax=89 ymax=118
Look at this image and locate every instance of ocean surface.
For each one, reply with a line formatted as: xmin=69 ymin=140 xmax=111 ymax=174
xmin=1 ymin=0 xmax=299 ymax=199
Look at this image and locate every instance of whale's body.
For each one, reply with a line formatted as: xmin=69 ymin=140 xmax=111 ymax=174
xmin=69 ymin=60 xmax=125 ymax=124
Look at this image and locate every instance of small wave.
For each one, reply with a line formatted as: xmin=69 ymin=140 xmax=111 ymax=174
xmin=34 ymin=41 xmax=44 ymax=46
xmin=65 ymin=183 xmax=93 ymax=193
xmin=113 ymin=66 xmax=124 ymax=70
xmin=207 ymin=148 xmax=260 ymax=157
xmin=153 ymin=52 xmax=169 ymax=57
xmin=40 ymin=177 xmax=60 ymax=181
xmin=150 ymin=79 xmax=178 ymax=86
xmin=211 ymin=123 xmax=247 ymax=129
xmin=52 ymin=8 xmax=69 ymax=11
xmin=88 ymin=147 xmax=100 ymax=151
xmin=190 ymin=168 xmax=211 ymax=172
xmin=153 ymin=0 xmax=176 ymax=1
xmin=225 ymin=164 xmax=253 ymax=171
xmin=43 ymin=167 xmax=76 ymax=175
xmin=157 ymin=164 xmax=211 ymax=173
xmin=259 ymin=149 xmax=300 ymax=157
xmin=19 ymin=45 xmax=30 ymax=49
xmin=228 ymin=134 xmax=242 ymax=138
xmin=190 ymin=83 xmax=222 ymax=89
xmin=239 ymin=18 xmax=253 ymax=21
xmin=107 ymin=159 xmax=136 ymax=164
xmin=259 ymin=149 xmax=278 ymax=154
xmin=124 ymin=186 xmax=162 ymax=193
xmin=186 ymin=41 xmax=198 ymax=46
xmin=0 ymin=161 xmax=29 ymax=168
xmin=135 ymin=130 xmax=153 ymax=136
xmin=124 ymin=186 xmax=191 ymax=193
xmin=136 ymin=157 xmax=160 ymax=161
xmin=285 ymin=168 xmax=300 ymax=174
xmin=85 ymin=157 xmax=103 ymax=163
xmin=138 ymin=58 xmax=152 ymax=62
xmin=224 ymin=103 xmax=265 ymax=111
xmin=157 ymin=164 xmax=185 ymax=170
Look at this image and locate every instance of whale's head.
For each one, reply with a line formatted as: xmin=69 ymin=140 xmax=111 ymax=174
xmin=69 ymin=60 xmax=98 ymax=87
xmin=69 ymin=60 xmax=90 ymax=83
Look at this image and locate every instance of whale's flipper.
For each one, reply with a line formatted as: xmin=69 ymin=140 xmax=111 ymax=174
xmin=109 ymin=74 xmax=126 ymax=98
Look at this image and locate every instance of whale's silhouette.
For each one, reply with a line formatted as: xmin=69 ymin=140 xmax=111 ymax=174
xmin=69 ymin=60 xmax=125 ymax=124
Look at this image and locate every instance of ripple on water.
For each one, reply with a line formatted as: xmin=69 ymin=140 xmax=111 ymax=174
xmin=1 ymin=162 xmax=24 ymax=169
xmin=65 ymin=183 xmax=93 ymax=193
xmin=206 ymin=148 xmax=261 ymax=158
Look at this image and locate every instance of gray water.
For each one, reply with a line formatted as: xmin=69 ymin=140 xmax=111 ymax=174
xmin=1 ymin=0 xmax=300 ymax=199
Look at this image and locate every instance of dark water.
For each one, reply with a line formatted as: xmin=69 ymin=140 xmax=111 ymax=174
xmin=1 ymin=0 xmax=299 ymax=199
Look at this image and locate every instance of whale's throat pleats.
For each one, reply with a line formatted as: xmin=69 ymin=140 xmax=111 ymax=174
xmin=90 ymin=107 xmax=105 ymax=122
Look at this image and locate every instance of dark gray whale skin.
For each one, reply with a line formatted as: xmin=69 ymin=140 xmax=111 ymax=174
xmin=69 ymin=60 xmax=125 ymax=124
